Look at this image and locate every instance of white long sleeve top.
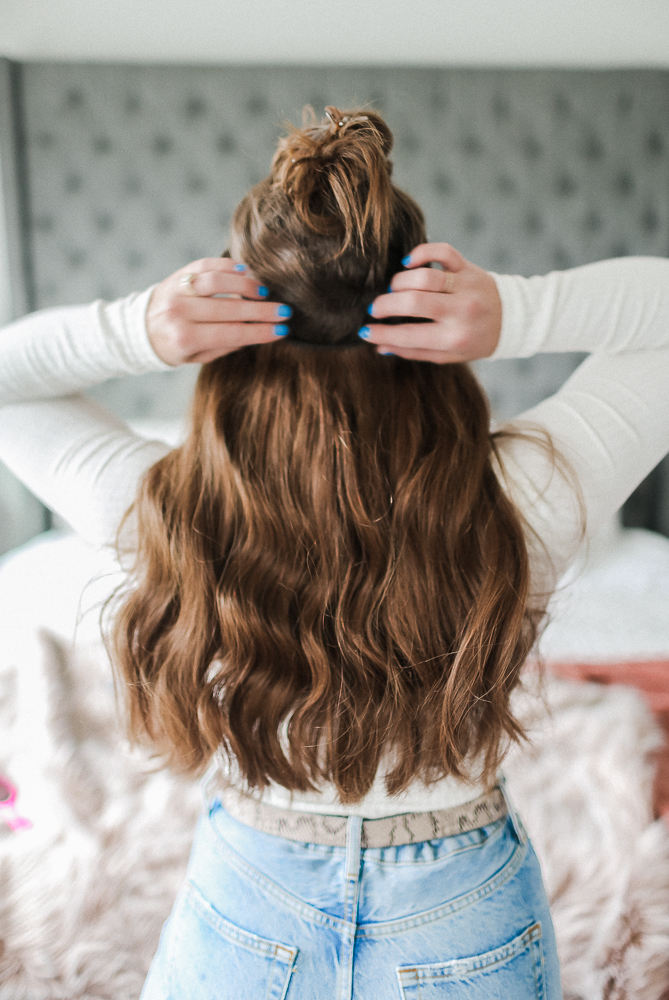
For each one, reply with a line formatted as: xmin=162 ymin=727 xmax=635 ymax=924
xmin=1 ymin=256 xmax=669 ymax=817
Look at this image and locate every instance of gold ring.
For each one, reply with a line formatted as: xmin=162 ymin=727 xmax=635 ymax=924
xmin=442 ymin=271 xmax=456 ymax=294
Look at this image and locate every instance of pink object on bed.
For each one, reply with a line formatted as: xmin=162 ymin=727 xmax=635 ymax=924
xmin=549 ymin=660 xmax=669 ymax=825
xmin=0 ymin=773 xmax=32 ymax=832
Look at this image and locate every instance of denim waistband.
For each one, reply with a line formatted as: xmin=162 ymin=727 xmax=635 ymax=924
xmin=213 ymin=783 xmax=509 ymax=848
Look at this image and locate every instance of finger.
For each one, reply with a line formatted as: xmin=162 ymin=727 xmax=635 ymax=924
xmin=368 ymin=290 xmax=451 ymax=323
xmin=178 ymin=270 xmax=270 ymax=300
xmin=387 ymin=268 xmax=456 ymax=295
xmin=401 ymin=243 xmax=467 ymax=273
xmin=173 ymin=297 xmax=291 ymax=325
xmin=179 ymin=322 xmax=286 ymax=362
xmin=360 ymin=320 xmax=470 ymax=355
xmin=359 ymin=321 xmax=445 ymax=350
xmin=177 ymin=257 xmax=253 ymax=277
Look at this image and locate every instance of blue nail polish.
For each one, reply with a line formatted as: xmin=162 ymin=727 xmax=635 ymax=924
xmin=233 ymin=263 xmax=246 ymax=272
xmin=258 ymin=285 xmax=269 ymax=297
xmin=401 ymin=255 xmax=412 ymax=266
xmin=358 ymin=326 xmax=371 ymax=339
xmin=276 ymin=304 xmax=292 ymax=318
xmin=274 ymin=324 xmax=290 ymax=336
xmin=380 ymin=351 xmax=395 ymax=356
xmin=387 ymin=284 xmax=393 ymax=293
xmin=367 ymin=303 xmax=375 ymax=316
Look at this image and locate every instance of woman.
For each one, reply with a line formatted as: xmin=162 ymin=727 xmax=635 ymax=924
xmin=1 ymin=107 xmax=669 ymax=999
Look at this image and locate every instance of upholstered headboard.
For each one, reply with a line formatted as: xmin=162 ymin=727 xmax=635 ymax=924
xmin=1 ymin=61 xmax=668 ymax=550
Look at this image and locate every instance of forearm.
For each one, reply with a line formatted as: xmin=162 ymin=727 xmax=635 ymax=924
xmin=0 ymin=394 xmax=169 ymax=548
xmin=492 ymin=257 xmax=669 ymax=359
xmin=0 ymin=288 xmax=170 ymax=407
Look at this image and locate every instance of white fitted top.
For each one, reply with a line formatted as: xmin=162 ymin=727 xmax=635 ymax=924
xmin=2 ymin=257 xmax=669 ymax=817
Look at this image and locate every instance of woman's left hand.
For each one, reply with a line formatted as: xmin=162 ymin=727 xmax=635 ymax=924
xmin=361 ymin=243 xmax=502 ymax=363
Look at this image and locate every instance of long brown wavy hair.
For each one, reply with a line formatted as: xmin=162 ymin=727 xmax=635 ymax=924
xmin=110 ymin=108 xmax=547 ymax=801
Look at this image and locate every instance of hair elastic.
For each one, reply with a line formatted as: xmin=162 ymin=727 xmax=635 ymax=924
xmin=283 ymin=337 xmax=368 ymax=351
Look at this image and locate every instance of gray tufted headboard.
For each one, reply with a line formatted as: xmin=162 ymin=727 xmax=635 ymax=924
xmin=1 ymin=61 xmax=668 ymax=551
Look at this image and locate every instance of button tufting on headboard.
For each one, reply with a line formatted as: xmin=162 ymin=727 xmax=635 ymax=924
xmin=12 ymin=65 xmax=667 ymax=318
xmin=1 ymin=63 xmax=669 ymax=550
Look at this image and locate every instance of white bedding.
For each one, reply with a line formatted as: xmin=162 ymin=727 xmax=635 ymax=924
xmin=1 ymin=523 xmax=669 ymax=999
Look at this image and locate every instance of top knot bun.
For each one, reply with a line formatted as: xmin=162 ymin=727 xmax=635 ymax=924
xmin=271 ymin=106 xmax=395 ymax=256
xmin=229 ymin=105 xmax=426 ymax=346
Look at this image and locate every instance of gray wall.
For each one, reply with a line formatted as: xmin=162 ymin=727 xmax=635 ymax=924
xmin=2 ymin=63 xmax=669 ymax=552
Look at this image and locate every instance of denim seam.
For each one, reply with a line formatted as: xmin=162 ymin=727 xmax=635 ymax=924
xmin=205 ymin=807 xmax=527 ymax=938
xmin=180 ymin=881 xmax=298 ymax=1000
xmin=533 ymin=930 xmax=546 ymax=1000
xmin=185 ymin=881 xmax=298 ymax=964
xmin=166 ymin=891 xmax=188 ymax=997
xmin=205 ymin=810 xmax=351 ymax=930
xmin=396 ymin=920 xmax=542 ymax=983
xmin=340 ymin=816 xmax=363 ymax=1000
xmin=357 ymin=837 xmax=528 ymax=938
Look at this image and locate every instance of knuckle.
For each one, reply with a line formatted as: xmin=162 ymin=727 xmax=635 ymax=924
xmin=173 ymin=325 xmax=195 ymax=353
xmin=172 ymin=335 xmax=189 ymax=356
xmin=450 ymin=330 xmax=470 ymax=354
xmin=460 ymin=293 xmax=482 ymax=321
xmin=165 ymin=300 xmax=185 ymax=323
xmin=196 ymin=273 xmax=214 ymax=296
xmin=405 ymin=291 xmax=421 ymax=313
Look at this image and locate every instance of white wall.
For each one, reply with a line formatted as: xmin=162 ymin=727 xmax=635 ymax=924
xmin=2 ymin=0 xmax=669 ymax=67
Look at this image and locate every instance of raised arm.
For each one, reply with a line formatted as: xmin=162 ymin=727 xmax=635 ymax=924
xmin=0 ymin=259 xmax=291 ymax=547
xmin=368 ymin=246 xmax=669 ymax=585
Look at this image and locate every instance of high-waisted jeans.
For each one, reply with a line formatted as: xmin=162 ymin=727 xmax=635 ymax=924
xmin=140 ymin=796 xmax=562 ymax=999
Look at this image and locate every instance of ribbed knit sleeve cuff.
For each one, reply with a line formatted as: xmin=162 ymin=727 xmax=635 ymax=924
xmin=487 ymin=272 xmax=548 ymax=361
xmin=97 ymin=285 xmax=173 ymax=374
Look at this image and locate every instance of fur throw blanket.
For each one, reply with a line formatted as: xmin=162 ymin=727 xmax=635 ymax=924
xmin=0 ymin=633 xmax=667 ymax=1000
xmin=1 ymin=528 xmax=669 ymax=999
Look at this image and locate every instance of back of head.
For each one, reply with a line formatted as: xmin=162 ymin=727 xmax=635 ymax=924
xmin=110 ymin=108 xmax=541 ymax=803
xmin=230 ymin=106 xmax=426 ymax=345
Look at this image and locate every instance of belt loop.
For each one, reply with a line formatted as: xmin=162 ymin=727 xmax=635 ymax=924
xmin=345 ymin=815 xmax=363 ymax=879
xmin=498 ymin=774 xmax=527 ymax=845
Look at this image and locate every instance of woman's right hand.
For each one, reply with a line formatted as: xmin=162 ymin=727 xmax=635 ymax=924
xmin=145 ymin=257 xmax=292 ymax=366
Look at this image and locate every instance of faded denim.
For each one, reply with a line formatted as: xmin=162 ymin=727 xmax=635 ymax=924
xmin=141 ymin=796 xmax=562 ymax=999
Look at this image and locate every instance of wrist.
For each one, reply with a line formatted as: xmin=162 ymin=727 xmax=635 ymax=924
xmin=103 ymin=285 xmax=173 ymax=373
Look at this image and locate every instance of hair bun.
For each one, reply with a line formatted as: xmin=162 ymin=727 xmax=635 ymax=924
xmin=270 ymin=106 xmax=395 ymax=253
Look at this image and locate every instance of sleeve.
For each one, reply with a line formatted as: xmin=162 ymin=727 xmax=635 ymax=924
xmin=487 ymin=257 xmax=669 ymax=588
xmin=0 ymin=289 xmax=174 ymax=548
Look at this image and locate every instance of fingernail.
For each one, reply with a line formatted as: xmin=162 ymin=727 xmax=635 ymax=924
xmin=367 ymin=303 xmax=375 ymax=316
xmin=358 ymin=326 xmax=371 ymax=339
xmin=258 ymin=285 xmax=269 ymax=297
xmin=274 ymin=324 xmax=290 ymax=336
xmin=387 ymin=284 xmax=393 ymax=293
xmin=401 ymin=255 xmax=412 ymax=266
xmin=276 ymin=304 xmax=292 ymax=318
xmin=380 ymin=350 xmax=395 ymax=356
xmin=233 ymin=263 xmax=246 ymax=272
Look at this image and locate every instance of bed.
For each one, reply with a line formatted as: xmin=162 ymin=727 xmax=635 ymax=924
xmin=1 ymin=505 xmax=669 ymax=998
xmin=1 ymin=63 xmax=669 ymax=999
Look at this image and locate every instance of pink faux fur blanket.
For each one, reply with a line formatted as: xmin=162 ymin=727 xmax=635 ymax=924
xmin=548 ymin=660 xmax=669 ymax=826
xmin=1 ymin=634 xmax=669 ymax=999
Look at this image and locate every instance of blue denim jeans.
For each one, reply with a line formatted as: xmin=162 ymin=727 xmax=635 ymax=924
xmin=141 ymin=797 xmax=562 ymax=999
